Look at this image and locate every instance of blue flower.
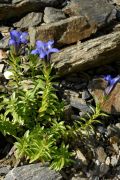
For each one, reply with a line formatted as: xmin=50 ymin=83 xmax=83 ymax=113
xmin=9 ymin=30 xmax=29 ymax=47
xmin=31 ymin=40 xmax=59 ymax=59
xmin=104 ymin=75 xmax=120 ymax=95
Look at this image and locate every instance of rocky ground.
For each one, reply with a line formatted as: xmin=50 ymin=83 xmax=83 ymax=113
xmin=0 ymin=0 xmax=120 ymax=179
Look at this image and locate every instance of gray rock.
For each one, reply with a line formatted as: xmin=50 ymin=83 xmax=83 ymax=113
xmin=107 ymin=125 xmax=120 ymax=137
xmin=0 ymin=0 xmax=65 ymax=22
xmin=76 ymin=149 xmax=88 ymax=165
xmin=96 ymin=147 xmax=107 ymax=163
xmin=0 ymin=37 xmax=9 ymax=49
xmin=105 ymin=157 xmax=111 ymax=166
xmin=70 ymin=97 xmax=91 ymax=112
xmin=115 ymin=123 xmax=120 ymax=129
xmin=63 ymin=0 xmax=116 ymax=27
xmin=44 ymin=7 xmax=66 ymax=23
xmin=63 ymin=89 xmax=79 ymax=99
xmin=82 ymin=90 xmax=91 ymax=100
xmin=111 ymin=155 xmax=119 ymax=166
xmin=14 ymin=12 xmax=43 ymax=28
xmin=5 ymin=163 xmax=62 ymax=180
xmin=51 ymin=30 xmax=120 ymax=75
xmin=99 ymin=163 xmax=109 ymax=176
xmin=0 ymin=166 xmax=11 ymax=176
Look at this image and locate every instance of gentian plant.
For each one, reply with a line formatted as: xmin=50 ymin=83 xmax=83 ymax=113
xmin=0 ymin=30 xmax=105 ymax=171
xmin=9 ymin=30 xmax=28 ymax=55
xmin=104 ymin=75 xmax=120 ymax=95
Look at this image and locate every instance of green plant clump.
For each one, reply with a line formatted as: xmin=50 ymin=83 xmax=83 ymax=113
xmin=0 ymin=30 xmax=107 ymax=171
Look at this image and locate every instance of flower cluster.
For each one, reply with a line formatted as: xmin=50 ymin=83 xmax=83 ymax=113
xmin=3 ymin=30 xmax=59 ymax=79
xmin=8 ymin=30 xmax=59 ymax=60
xmin=9 ymin=30 xmax=28 ymax=47
xmin=104 ymin=75 xmax=120 ymax=95
xmin=31 ymin=40 xmax=59 ymax=59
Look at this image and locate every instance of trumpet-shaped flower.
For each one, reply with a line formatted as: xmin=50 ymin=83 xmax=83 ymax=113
xmin=31 ymin=40 xmax=59 ymax=59
xmin=9 ymin=30 xmax=29 ymax=47
xmin=104 ymin=75 xmax=120 ymax=95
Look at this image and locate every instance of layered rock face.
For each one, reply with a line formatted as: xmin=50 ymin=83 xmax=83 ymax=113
xmin=1 ymin=1 xmax=120 ymax=180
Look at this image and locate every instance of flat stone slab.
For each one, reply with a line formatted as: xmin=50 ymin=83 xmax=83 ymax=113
xmin=5 ymin=163 xmax=62 ymax=180
xmin=50 ymin=30 xmax=120 ymax=75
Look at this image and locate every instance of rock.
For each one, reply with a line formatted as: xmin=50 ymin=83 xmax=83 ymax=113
xmin=99 ymin=163 xmax=109 ymax=177
xmin=44 ymin=7 xmax=66 ymax=24
xmin=105 ymin=157 xmax=111 ymax=166
xmin=63 ymin=89 xmax=79 ymax=99
xmin=29 ymin=15 xmax=97 ymax=46
xmin=111 ymin=155 xmax=119 ymax=166
xmin=0 ymin=37 xmax=9 ymax=49
xmin=107 ymin=125 xmax=120 ymax=137
xmin=116 ymin=123 xmax=120 ymax=129
xmin=50 ymin=30 xmax=120 ymax=75
xmin=70 ymin=97 xmax=91 ymax=113
xmin=88 ymin=78 xmax=120 ymax=114
xmin=96 ymin=147 xmax=107 ymax=163
xmin=0 ymin=0 xmax=65 ymax=23
xmin=82 ymin=90 xmax=91 ymax=100
xmin=72 ymin=176 xmax=88 ymax=180
xmin=112 ymin=143 xmax=119 ymax=153
xmin=97 ymin=126 xmax=106 ymax=134
xmin=0 ymin=50 xmax=8 ymax=60
xmin=0 ymin=165 xmax=11 ymax=176
xmin=0 ymin=27 xmax=10 ymax=37
xmin=63 ymin=0 xmax=116 ymax=27
xmin=13 ymin=12 xmax=43 ymax=28
xmin=5 ymin=163 xmax=62 ymax=180
xmin=112 ymin=0 xmax=120 ymax=5
xmin=76 ymin=149 xmax=88 ymax=165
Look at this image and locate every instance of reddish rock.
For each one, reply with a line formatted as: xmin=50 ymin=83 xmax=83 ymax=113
xmin=88 ymin=78 xmax=120 ymax=114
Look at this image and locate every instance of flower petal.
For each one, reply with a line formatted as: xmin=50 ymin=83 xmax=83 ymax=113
xmin=105 ymin=85 xmax=114 ymax=95
xmin=9 ymin=39 xmax=16 ymax=46
xmin=110 ymin=76 xmax=120 ymax=86
xmin=31 ymin=49 xmax=39 ymax=55
xmin=104 ymin=75 xmax=112 ymax=82
xmin=10 ymin=30 xmax=21 ymax=40
xmin=47 ymin=48 xmax=59 ymax=54
xmin=38 ymin=49 xmax=46 ymax=59
xmin=36 ymin=40 xmax=45 ymax=49
xmin=47 ymin=40 xmax=54 ymax=49
xmin=105 ymin=76 xmax=120 ymax=95
xmin=20 ymin=32 xmax=29 ymax=44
